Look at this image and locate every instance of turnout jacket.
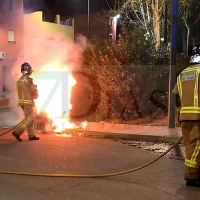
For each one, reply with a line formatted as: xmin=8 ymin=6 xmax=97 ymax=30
xmin=173 ymin=64 xmax=200 ymax=121
xmin=16 ymin=75 xmax=38 ymax=107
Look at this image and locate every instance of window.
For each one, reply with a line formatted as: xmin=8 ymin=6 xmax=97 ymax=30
xmin=65 ymin=19 xmax=73 ymax=26
xmin=9 ymin=0 xmax=13 ymax=11
xmin=8 ymin=30 xmax=15 ymax=43
xmin=109 ymin=34 xmax=113 ymax=42
xmin=2 ymin=65 xmax=11 ymax=93
xmin=108 ymin=17 xmax=114 ymax=26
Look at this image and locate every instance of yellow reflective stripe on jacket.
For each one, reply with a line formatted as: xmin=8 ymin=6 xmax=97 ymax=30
xmin=185 ymin=140 xmax=200 ymax=168
xmin=17 ymin=77 xmax=33 ymax=105
xmin=183 ymin=66 xmax=200 ymax=72
xmin=18 ymin=99 xmax=33 ymax=104
xmin=17 ymin=78 xmax=28 ymax=100
xmin=194 ymin=71 xmax=200 ymax=107
xmin=177 ymin=76 xmax=182 ymax=99
xmin=18 ymin=78 xmax=28 ymax=84
xmin=178 ymin=67 xmax=200 ymax=114
xmin=180 ymin=107 xmax=200 ymax=114
xmin=16 ymin=84 xmax=24 ymax=100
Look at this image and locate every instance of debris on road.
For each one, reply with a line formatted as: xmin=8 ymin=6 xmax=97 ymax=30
xmin=113 ymin=139 xmax=185 ymax=161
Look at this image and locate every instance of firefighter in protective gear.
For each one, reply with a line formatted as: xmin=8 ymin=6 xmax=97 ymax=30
xmin=12 ymin=62 xmax=40 ymax=141
xmin=172 ymin=44 xmax=200 ymax=188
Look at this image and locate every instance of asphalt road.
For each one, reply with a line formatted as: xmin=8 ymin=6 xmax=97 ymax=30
xmin=0 ymin=132 xmax=199 ymax=200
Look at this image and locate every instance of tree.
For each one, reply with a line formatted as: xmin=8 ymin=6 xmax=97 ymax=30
xmin=179 ymin=0 xmax=200 ymax=56
xmin=147 ymin=0 xmax=166 ymax=49
xmin=107 ymin=0 xmax=167 ymax=49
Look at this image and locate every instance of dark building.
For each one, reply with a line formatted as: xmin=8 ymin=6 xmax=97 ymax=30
xmin=63 ymin=11 xmax=120 ymax=42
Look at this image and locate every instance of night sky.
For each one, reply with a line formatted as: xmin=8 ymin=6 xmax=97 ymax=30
xmin=24 ymin=0 xmax=113 ymax=16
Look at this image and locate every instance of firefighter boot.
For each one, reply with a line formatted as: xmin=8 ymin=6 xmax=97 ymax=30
xmin=29 ymin=135 xmax=40 ymax=141
xmin=12 ymin=131 xmax=22 ymax=142
xmin=185 ymin=178 xmax=200 ymax=188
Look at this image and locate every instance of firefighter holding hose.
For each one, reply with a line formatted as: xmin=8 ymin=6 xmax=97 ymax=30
xmin=173 ymin=45 xmax=200 ymax=188
xmin=12 ymin=62 xmax=40 ymax=141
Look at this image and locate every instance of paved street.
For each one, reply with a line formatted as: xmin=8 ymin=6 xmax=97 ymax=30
xmin=0 ymin=130 xmax=199 ymax=200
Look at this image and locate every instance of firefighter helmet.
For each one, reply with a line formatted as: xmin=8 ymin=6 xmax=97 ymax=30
xmin=190 ymin=44 xmax=200 ymax=64
xmin=21 ymin=62 xmax=32 ymax=75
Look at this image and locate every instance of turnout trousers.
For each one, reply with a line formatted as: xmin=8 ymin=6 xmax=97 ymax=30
xmin=181 ymin=121 xmax=200 ymax=179
xmin=14 ymin=105 xmax=35 ymax=137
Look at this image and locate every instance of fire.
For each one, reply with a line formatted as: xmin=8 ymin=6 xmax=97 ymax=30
xmin=32 ymin=62 xmax=80 ymax=132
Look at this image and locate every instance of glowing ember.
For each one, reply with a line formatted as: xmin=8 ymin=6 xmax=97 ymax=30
xmin=32 ymin=62 xmax=78 ymax=132
xmin=82 ymin=121 xmax=87 ymax=128
xmin=55 ymin=133 xmax=71 ymax=138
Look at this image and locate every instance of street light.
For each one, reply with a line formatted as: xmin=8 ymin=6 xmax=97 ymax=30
xmin=113 ymin=14 xmax=120 ymax=42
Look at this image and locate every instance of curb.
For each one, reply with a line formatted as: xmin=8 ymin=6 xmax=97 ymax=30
xmin=79 ymin=130 xmax=183 ymax=143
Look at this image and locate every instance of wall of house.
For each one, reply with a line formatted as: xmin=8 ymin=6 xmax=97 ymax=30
xmin=23 ymin=11 xmax=74 ymax=60
xmin=0 ymin=0 xmax=24 ymax=98
xmin=0 ymin=5 xmax=75 ymax=109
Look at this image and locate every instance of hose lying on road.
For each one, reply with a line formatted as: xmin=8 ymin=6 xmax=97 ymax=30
xmin=0 ymin=128 xmax=15 ymax=137
xmin=0 ymin=134 xmax=183 ymax=178
xmin=0 ymin=119 xmax=26 ymax=137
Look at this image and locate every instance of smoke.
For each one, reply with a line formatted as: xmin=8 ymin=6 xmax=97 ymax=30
xmin=1 ymin=12 xmax=88 ymax=128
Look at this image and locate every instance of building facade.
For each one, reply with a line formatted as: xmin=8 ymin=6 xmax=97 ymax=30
xmin=23 ymin=11 xmax=74 ymax=63
xmin=66 ymin=11 xmax=119 ymax=42
xmin=0 ymin=3 xmax=74 ymax=109
xmin=0 ymin=0 xmax=24 ymax=101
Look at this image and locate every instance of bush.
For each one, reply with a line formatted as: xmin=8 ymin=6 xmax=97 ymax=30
xmin=71 ymin=31 xmax=170 ymax=123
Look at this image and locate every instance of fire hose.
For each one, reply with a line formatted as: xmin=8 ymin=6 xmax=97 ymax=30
xmin=0 ymin=119 xmax=26 ymax=137
xmin=0 ymin=122 xmax=183 ymax=178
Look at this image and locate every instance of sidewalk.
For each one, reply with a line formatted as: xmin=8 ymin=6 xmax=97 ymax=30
xmin=76 ymin=122 xmax=182 ymax=143
xmin=0 ymin=122 xmax=182 ymax=143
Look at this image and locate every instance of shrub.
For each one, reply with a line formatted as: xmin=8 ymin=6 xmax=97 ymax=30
xmin=71 ymin=31 xmax=171 ymax=123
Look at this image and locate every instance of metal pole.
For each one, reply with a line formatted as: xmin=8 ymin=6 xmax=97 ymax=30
xmin=168 ymin=0 xmax=178 ymax=128
xmin=88 ymin=0 xmax=90 ymax=37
